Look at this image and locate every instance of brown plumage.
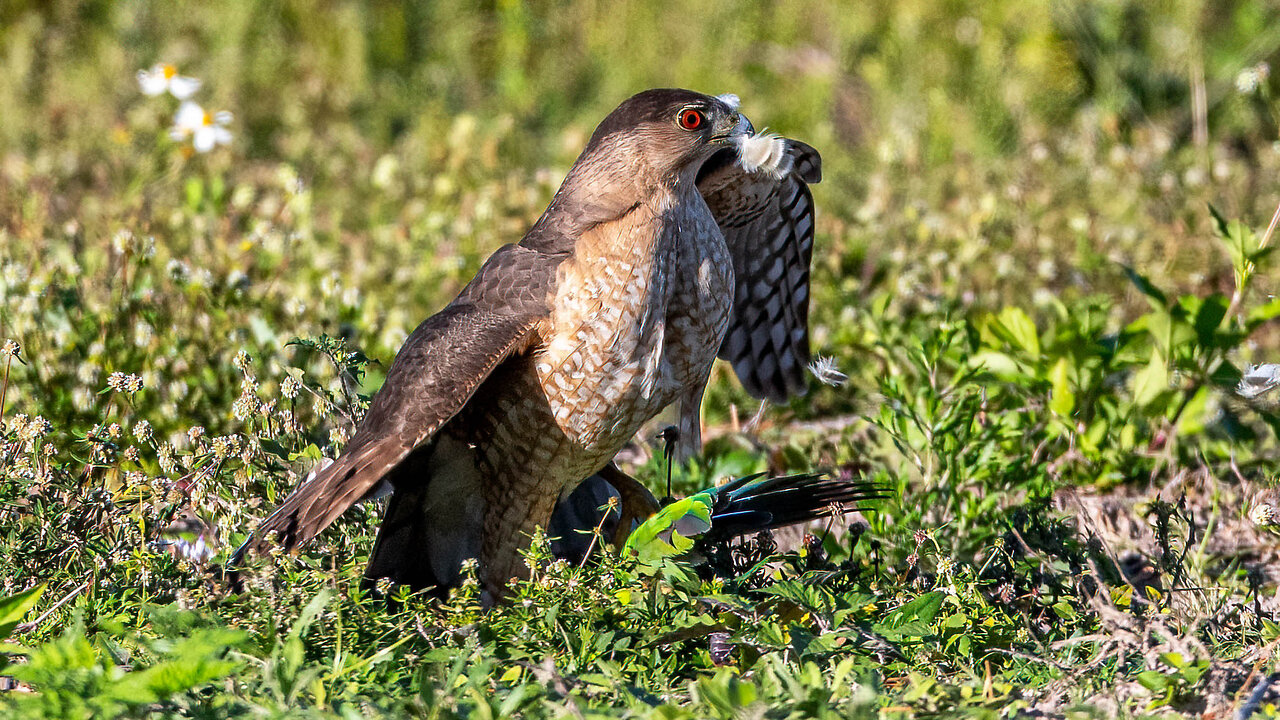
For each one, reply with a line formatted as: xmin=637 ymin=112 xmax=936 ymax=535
xmin=234 ymin=89 xmax=823 ymax=601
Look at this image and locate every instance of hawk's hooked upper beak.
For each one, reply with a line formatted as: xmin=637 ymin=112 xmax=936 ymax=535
xmin=711 ymin=112 xmax=754 ymax=144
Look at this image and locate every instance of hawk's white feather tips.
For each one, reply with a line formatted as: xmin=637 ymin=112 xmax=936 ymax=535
xmin=734 ymin=130 xmax=793 ymax=179
xmin=809 ymin=356 xmax=847 ymax=387
xmin=716 ymin=93 xmax=741 ymax=111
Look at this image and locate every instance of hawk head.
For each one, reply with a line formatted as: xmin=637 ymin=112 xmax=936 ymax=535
xmin=585 ymin=89 xmax=750 ymax=179
xmin=522 ymin=89 xmax=755 ymax=252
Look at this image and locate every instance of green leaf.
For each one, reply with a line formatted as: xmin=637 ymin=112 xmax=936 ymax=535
xmin=1136 ymin=669 xmax=1170 ymax=692
xmin=874 ymin=591 xmax=944 ymax=641
xmin=968 ymin=350 xmax=1028 ymax=380
xmin=1131 ymin=348 xmax=1168 ymax=409
xmin=1049 ymin=357 xmax=1075 ymax=417
xmin=986 ymin=307 xmax=1040 ymax=358
xmin=1174 ymin=387 xmax=1210 ymax=436
xmin=1248 ymin=296 xmax=1280 ymax=329
xmin=1192 ymin=293 xmax=1228 ymax=347
xmin=1122 ymin=266 xmax=1168 ymax=309
xmin=289 ymin=443 xmax=325 ymax=462
xmin=0 ymin=584 xmax=45 ymax=639
xmin=1051 ymin=601 xmax=1077 ymax=620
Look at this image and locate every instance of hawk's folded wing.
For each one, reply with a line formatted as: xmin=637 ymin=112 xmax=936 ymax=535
xmin=234 ymin=244 xmax=559 ymax=559
xmin=698 ymin=139 xmax=822 ymax=403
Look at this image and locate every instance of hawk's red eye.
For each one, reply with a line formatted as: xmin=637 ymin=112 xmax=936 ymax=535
xmin=678 ymin=108 xmax=704 ymax=130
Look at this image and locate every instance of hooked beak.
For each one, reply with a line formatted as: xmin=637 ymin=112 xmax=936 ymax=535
xmin=711 ymin=112 xmax=754 ymax=144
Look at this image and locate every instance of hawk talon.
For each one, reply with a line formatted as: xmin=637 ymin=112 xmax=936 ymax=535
xmin=598 ymin=463 xmax=660 ymax=550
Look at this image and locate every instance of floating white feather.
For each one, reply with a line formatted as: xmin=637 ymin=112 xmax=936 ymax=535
xmin=808 ymin=355 xmax=847 ymax=387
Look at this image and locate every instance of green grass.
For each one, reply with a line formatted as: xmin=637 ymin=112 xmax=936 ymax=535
xmin=2 ymin=1 xmax=1280 ymax=717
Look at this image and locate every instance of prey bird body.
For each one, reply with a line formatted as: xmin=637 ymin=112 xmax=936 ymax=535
xmin=549 ymin=470 xmax=886 ymax=566
xmin=236 ymin=89 xmax=824 ymax=600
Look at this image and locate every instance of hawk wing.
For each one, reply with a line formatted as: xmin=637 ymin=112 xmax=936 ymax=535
xmin=697 ymin=139 xmax=822 ymax=404
xmin=235 ymin=244 xmax=560 ymax=559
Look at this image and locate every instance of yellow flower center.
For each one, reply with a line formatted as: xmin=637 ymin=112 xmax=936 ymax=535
xmin=162 ymin=64 xmax=177 ymax=79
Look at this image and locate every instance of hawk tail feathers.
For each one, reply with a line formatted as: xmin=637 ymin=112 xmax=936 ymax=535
xmin=229 ymin=441 xmax=398 ymax=566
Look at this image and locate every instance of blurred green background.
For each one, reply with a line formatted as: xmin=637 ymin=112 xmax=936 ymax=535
xmin=7 ymin=0 xmax=1280 ymax=293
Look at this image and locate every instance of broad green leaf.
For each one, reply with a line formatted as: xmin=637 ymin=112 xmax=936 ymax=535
xmin=1049 ymin=357 xmax=1075 ymax=417
xmin=1136 ymin=669 xmax=1170 ymax=692
xmin=1192 ymin=293 xmax=1228 ymax=347
xmin=988 ymin=307 xmax=1040 ymax=358
xmin=876 ymin=591 xmax=944 ymax=639
xmin=968 ymin=350 xmax=1027 ymax=380
xmin=1174 ymin=387 xmax=1210 ymax=436
xmin=0 ymin=584 xmax=45 ymax=639
xmin=289 ymin=443 xmax=326 ymax=462
xmin=1143 ymin=309 xmax=1174 ymax=355
xmin=1131 ymin=348 xmax=1168 ymax=408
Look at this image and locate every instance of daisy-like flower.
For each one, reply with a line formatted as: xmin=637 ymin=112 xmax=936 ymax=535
xmin=170 ymin=101 xmax=232 ymax=153
xmin=137 ymin=63 xmax=201 ymax=99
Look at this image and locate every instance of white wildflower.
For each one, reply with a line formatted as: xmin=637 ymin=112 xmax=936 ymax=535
xmin=210 ymin=435 xmax=239 ymax=459
xmin=73 ymin=388 xmax=94 ymax=411
xmin=329 ymin=425 xmax=350 ymax=447
xmin=166 ymin=259 xmax=191 ymax=283
xmin=170 ymin=101 xmax=232 ymax=153
xmin=2 ymin=264 xmax=27 ymax=287
xmin=107 ymin=371 xmax=144 ymax=394
xmin=157 ymin=443 xmax=176 ymax=474
xmin=111 ymin=229 xmax=134 ymax=255
xmin=232 ymin=385 xmax=259 ymax=421
xmin=133 ymin=420 xmax=153 ymax=442
xmin=341 ymin=286 xmax=361 ymax=308
xmin=137 ymin=63 xmax=201 ymax=99
xmin=134 ymin=320 xmax=153 ymax=347
xmin=1235 ymin=62 xmax=1270 ymax=94
xmin=77 ymin=362 xmax=100 ymax=385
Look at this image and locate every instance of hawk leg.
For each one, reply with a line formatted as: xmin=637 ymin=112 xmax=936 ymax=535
xmin=480 ymin=474 xmax=565 ymax=602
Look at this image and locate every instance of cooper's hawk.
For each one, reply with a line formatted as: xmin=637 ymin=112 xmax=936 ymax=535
xmin=235 ymin=89 xmax=824 ymax=601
